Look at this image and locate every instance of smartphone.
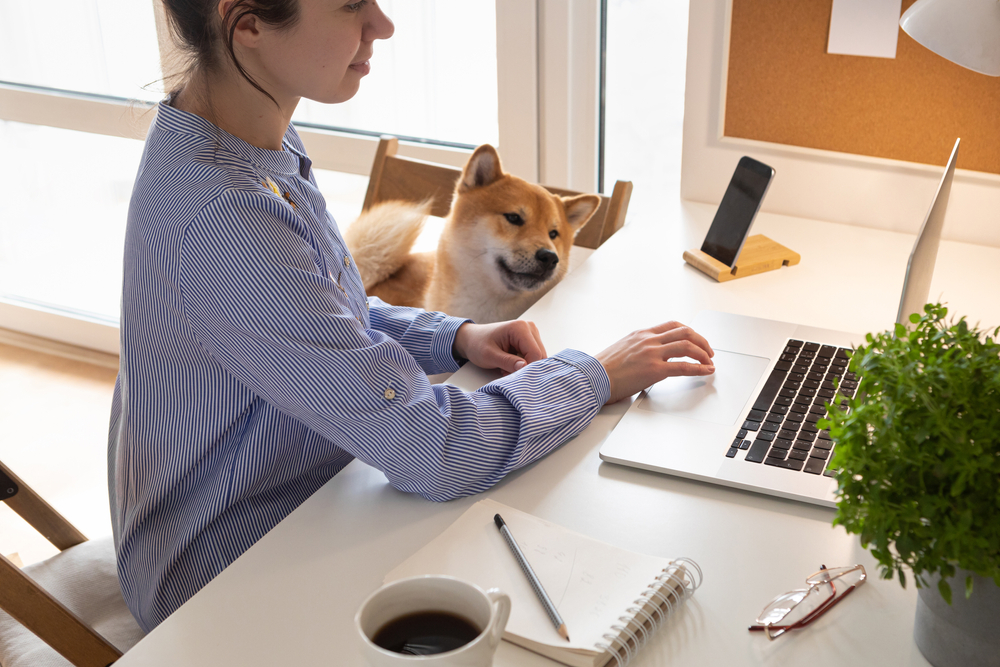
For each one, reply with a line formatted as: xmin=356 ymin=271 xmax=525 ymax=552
xmin=701 ymin=156 xmax=775 ymax=267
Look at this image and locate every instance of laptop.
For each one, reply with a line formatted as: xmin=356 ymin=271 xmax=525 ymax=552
xmin=599 ymin=139 xmax=960 ymax=508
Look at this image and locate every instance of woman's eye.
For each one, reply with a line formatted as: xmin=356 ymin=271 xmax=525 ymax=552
xmin=549 ymin=230 xmax=559 ymax=239
xmin=504 ymin=213 xmax=524 ymax=226
xmin=345 ymin=0 xmax=367 ymax=11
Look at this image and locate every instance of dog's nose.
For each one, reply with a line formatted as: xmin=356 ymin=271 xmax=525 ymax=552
xmin=535 ymin=248 xmax=559 ymax=269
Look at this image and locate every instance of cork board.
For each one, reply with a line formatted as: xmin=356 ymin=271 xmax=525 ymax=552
xmin=724 ymin=0 xmax=1000 ymax=175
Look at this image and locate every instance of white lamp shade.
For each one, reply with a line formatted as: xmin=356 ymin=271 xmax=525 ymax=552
xmin=900 ymin=0 xmax=1000 ymax=76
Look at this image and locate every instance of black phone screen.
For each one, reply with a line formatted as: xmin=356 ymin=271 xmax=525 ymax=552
xmin=700 ymin=157 xmax=774 ymax=267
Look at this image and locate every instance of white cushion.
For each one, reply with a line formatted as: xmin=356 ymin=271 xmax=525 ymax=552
xmin=0 ymin=536 xmax=144 ymax=667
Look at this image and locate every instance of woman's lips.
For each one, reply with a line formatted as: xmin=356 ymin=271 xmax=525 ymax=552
xmin=349 ymin=60 xmax=371 ymax=75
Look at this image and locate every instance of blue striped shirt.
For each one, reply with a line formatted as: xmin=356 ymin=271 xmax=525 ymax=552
xmin=108 ymin=100 xmax=610 ymax=631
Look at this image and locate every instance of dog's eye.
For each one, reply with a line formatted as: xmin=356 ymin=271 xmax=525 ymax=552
xmin=549 ymin=230 xmax=559 ymax=239
xmin=503 ymin=213 xmax=524 ymax=226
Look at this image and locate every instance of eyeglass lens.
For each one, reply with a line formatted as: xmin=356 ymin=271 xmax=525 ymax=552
xmin=754 ymin=565 xmax=866 ymax=635
xmin=756 ymin=584 xmax=833 ymax=628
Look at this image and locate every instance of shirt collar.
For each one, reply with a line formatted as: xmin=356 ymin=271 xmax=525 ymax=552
xmin=155 ymin=98 xmax=302 ymax=177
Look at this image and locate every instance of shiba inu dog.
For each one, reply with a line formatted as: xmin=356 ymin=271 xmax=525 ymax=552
xmin=345 ymin=144 xmax=601 ymax=323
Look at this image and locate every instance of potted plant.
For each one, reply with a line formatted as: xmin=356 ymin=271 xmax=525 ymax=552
xmin=821 ymin=303 xmax=1000 ymax=667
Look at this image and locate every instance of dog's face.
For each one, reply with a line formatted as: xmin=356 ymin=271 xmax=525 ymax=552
xmin=448 ymin=145 xmax=601 ymax=294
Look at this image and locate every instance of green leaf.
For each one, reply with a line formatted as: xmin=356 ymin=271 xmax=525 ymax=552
xmin=938 ymin=578 xmax=953 ymax=606
xmin=830 ymin=302 xmax=1000 ymax=600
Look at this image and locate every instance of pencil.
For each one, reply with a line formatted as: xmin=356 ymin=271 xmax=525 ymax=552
xmin=494 ymin=513 xmax=570 ymax=642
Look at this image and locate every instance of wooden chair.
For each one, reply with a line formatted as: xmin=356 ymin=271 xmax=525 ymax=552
xmin=0 ymin=460 xmax=143 ymax=667
xmin=363 ymin=136 xmax=633 ymax=250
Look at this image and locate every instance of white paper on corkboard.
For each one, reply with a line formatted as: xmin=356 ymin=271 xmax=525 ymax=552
xmin=827 ymin=0 xmax=903 ymax=59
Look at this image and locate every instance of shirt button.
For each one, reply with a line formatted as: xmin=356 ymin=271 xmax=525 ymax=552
xmin=383 ymin=388 xmax=396 ymax=400
xmin=344 ymin=256 xmax=351 ymax=268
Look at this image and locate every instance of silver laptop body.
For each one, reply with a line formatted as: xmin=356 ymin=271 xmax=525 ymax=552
xmin=599 ymin=139 xmax=961 ymax=508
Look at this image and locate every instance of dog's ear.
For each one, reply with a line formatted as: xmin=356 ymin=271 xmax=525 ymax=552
xmin=561 ymin=194 xmax=602 ymax=234
xmin=459 ymin=145 xmax=504 ymax=192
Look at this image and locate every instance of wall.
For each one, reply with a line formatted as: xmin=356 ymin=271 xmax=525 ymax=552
xmin=681 ymin=0 xmax=1000 ymax=248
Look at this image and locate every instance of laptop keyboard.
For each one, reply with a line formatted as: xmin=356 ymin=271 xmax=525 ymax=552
xmin=725 ymin=340 xmax=858 ymax=476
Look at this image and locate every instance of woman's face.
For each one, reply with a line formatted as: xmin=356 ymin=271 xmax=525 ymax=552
xmin=252 ymin=0 xmax=394 ymax=106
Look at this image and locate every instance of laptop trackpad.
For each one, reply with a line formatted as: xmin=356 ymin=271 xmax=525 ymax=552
xmin=636 ymin=350 xmax=770 ymax=426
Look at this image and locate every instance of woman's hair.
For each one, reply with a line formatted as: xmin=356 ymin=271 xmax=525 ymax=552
xmin=161 ymin=0 xmax=300 ymax=105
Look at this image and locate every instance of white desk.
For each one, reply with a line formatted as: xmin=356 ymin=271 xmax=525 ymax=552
xmin=114 ymin=200 xmax=1000 ymax=666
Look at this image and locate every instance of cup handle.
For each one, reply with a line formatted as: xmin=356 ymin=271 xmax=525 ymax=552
xmin=485 ymin=588 xmax=511 ymax=649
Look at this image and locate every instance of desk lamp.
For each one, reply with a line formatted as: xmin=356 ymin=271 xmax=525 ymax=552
xmin=899 ymin=0 xmax=1000 ymax=75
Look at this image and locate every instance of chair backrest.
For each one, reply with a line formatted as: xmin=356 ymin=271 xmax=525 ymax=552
xmin=362 ymin=136 xmax=633 ymax=250
xmin=0 ymin=460 xmax=123 ymax=667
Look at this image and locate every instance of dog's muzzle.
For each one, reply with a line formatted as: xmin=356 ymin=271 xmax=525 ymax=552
xmin=496 ymin=249 xmax=559 ymax=291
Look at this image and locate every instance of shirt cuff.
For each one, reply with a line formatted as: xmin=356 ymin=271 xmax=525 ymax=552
xmin=551 ymin=349 xmax=611 ymax=406
xmin=430 ymin=315 xmax=474 ymax=374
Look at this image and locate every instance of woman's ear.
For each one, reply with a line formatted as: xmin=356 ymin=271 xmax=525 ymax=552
xmin=219 ymin=0 xmax=265 ymax=49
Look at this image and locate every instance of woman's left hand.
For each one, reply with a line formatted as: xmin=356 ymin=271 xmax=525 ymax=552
xmin=453 ymin=321 xmax=548 ymax=374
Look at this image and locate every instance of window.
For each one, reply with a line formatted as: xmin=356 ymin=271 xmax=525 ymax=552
xmin=602 ymin=0 xmax=690 ymax=226
xmin=0 ymin=0 xmax=162 ymax=101
xmin=294 ymin=1 xmax=498 ymax=148
xmin=0 ymin=0 xmax=162 ymax=350
xmin=0 ymin=121 xmax=142 ymax=324
xmin=0 ymin=1 xmax=602 ymax=353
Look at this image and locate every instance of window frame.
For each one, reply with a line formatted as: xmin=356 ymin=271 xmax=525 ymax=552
xmin=0 ymin=0 xmax=602 ymax=354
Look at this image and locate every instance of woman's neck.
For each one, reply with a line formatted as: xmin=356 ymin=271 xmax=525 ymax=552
xmin=172 ymin=68 xmax=298 ymax=152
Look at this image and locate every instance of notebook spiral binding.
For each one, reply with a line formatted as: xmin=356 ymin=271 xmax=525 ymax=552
xmin=594 ymin=557 xmax=703 ymax=667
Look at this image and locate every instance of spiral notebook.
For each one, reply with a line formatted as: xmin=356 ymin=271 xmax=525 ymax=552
xmin=383 ymin=500 xmax=701 ymax=667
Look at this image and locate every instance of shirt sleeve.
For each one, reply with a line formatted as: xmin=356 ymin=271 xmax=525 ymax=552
xmin=365 ymin=296 xmax=470 ymax=375
xmin=177 ymin=191 xmax=611 ymax=502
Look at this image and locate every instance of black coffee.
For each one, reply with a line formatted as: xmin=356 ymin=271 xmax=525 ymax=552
xmin=372 ymin=611 xmax=481 ymax=656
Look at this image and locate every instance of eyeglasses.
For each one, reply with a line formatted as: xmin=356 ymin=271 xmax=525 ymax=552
xmin=748 ymin=564 xmax=867 ymax=640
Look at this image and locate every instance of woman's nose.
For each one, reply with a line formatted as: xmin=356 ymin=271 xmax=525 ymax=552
xmin=364 ymin=2 xmax=395 ymax=41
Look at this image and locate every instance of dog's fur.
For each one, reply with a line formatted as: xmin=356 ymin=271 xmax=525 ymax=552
xmin=345 ymin=145 xmax=601 ymax=323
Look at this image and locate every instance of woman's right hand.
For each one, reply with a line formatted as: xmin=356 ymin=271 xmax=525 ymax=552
xmin=597 ymin=321 xmax=715 ymax=405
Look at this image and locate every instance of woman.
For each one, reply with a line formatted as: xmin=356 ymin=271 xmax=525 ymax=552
xmin=109 ymin=0 xmax=715 ymax=631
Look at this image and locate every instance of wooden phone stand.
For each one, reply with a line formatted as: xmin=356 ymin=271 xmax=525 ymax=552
xmin=683 ymin=234 xmax=800 ymax=282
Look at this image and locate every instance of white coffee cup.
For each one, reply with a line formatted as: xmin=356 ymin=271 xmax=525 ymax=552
xmin=356 ymin=575 xmax=511 ymax=667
